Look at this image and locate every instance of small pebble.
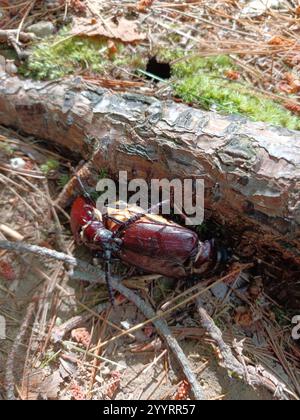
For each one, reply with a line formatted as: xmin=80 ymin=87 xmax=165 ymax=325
xmin=0 ymin=55 xmax=6 ymax=73
xmin=0 ymin=315 xmax=6 ymax=340
xmin=211 ymin=282 xmax=229 ymax=301
xmin=26 ymin=21 xmax=55 ymax=38
xmin=5 ymin=60 xmax=18 ymax=76
xmin=10 ymin=157 xmax=26 ymax=170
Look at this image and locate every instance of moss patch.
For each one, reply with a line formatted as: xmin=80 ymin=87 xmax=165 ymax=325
xmin=19 ymin=29 xmax=144 ymax=80
xmin=20 ymin=30 xmax=300 ymax=130
xmin=157 ymin=49 xmax=300 ymax=130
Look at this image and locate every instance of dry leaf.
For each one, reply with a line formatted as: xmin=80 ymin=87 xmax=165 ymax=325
xmin=234 ymin=306 xmax=253 ymax=327
xmin=284 ymin=101 xmax=300 ymax=115
xmin=71 ymin=17 xmax=146 ymax=43
xmin=69 ymin=0 xmax=86 ymax=14
xmin=59 ymin=358 xmax=77 ymax=379
xmin=107 ymin=40 xmax=118 ymax=58
xmin=284 ymin=72 xmax=296 ymax=85
xmin=224 ymin=70 xmax=240 ymax=80
xmin=70 ymin=381 xmax=85 ymax=400
xmin=0 ymin=259 xmax=16 ymax=281
xmin=278 ymin=72 xmax=300 ymax=94
xmin=268 ymin=36 xmax=294 ymax=47
xmin=40 ymin=371 xmax=63 ymax=400
xmin=285 ymin=54 xmax=300 ymax=68
xmin=137 ymin=0 xmax=155 ymax=13
xmin=277 ymin=81 xmax=292 ymax=94
xmin=106 ymin=371 xmax=121 ymax=399
xmin=173 ymin=380 xmax=190 ymax=400
xmin=22 ymin=371 xmax=63 ymax=400
xmin=71 ymin=327 xmax=91 ymax=348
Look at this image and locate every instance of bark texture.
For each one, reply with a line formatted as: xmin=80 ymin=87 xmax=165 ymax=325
xmin=0 ymin=74 xmax=299 ymax=264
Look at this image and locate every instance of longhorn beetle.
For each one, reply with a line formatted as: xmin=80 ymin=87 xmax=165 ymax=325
xmin=70 ymin=177 xmax=225 ymax=304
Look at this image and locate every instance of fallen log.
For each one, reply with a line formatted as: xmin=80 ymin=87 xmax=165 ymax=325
xmin=0 ymin=74 xmax=299 ymax=266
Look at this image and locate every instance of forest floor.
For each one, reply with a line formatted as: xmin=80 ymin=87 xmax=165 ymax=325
xmin=0 ymin=0 xmax=299 ymax=400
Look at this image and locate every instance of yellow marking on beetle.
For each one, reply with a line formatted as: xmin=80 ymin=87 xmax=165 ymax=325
xmin=105 ymin=201 xmax=176 ymax=230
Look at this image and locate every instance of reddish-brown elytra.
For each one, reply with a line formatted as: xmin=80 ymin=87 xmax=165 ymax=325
xmin=70 ymin=196 xmax=219 ymax=284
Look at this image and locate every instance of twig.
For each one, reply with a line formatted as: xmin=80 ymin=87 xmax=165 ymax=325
xmin=116 ymin=281 xmax=205 ymax=400
xmin=5 ymin=301 xmax=36 ymax=400
xmin=0 ymin=240 xmax=205 ymax=400
xmin=196 ymin=302 xmax=296 ymax=400
xmin=0 ymin=224 xmax=24 ymax=241
xmin=0 ymin=240 xmax=98 ymax=277
xmin=0 ymin=29 xmax=34 ymax=60
xmin=0 ymin=29 xmax=35 ymax=44
xmin=16 ymin=0 xmax=36 ymax=43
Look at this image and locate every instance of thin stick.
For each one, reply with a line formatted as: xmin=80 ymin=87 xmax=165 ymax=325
xmin=0 ymin=224 xmax=24 ymax=241
xmin=0 ymin=29 xmax=34 ymax=59
xmin=16 ymin=0 xmax=36 ymax=43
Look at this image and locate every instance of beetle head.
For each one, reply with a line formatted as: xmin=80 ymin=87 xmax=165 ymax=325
xmin=94 ymin=227 xmax=123 ymax=254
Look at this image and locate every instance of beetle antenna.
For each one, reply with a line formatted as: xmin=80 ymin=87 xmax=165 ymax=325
xmin=75 ymin=173 xmax=96 ymax=205
xmin=148 ymin=199 xmax=170 ymax=214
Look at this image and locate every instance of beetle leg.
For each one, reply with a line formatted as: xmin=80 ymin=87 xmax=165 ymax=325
xmin=104 ymin=251 xmax=115 ymax=306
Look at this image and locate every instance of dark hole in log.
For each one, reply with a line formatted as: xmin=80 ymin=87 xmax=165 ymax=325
xmin=145 ymin=57 xmax=171 ymax=81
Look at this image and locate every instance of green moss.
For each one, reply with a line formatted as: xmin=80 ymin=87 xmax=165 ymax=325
xmin=20 ymin=31 xmax=300 ymax=129
xmin=19 ymin=28 xmax=143 ymax=80
xmin=40 ymin=159 xmax=60 ymax=175
xmin=157 ymin=49 xmax=300 ymax=130
xmin=20 ymin=33 xmax=106 ymax=80
xmin=98 ymin=168 xmax=109 ymax=179
xmin=57 ymin=174 xmax=70 ymax=187
xmin=174 ymin=73 xmax=300 ymax=129
xmin=0 ymin=142 xmax=14 ymax=156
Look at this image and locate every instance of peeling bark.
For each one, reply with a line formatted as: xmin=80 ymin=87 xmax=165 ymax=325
xmin=0 ymin=74 xmax=299 ymax=265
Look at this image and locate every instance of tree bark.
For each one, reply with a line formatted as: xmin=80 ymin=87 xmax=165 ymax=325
xmin=0 ymin=74 xmax=299 ymax=265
